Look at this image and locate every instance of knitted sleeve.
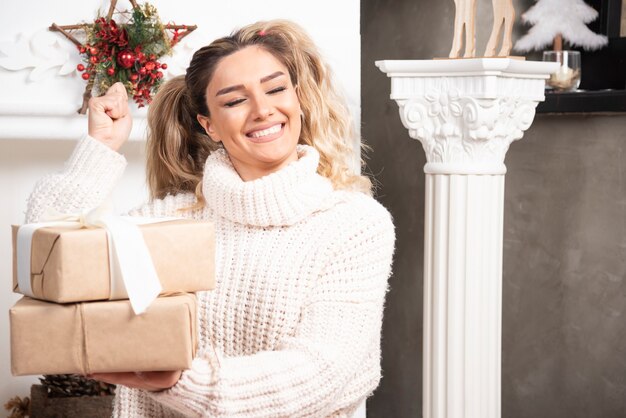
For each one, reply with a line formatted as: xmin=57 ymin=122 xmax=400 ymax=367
xmin=23 ymin=135 xmax=204 ymax=222
xmin=24 ymin=135 xmax=127 ymax=223
xmin=151 ymin=202 xmax=396 ymax=417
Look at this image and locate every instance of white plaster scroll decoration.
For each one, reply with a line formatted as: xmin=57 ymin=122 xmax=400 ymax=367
xmin=0 ymin=31 xmax=79 ymax=81
xmin=397 ymin=78 xmax=538 ymax=174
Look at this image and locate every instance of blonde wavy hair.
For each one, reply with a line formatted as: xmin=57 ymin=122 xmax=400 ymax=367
xmin=146 ymin=20 xmax=372 ymax=208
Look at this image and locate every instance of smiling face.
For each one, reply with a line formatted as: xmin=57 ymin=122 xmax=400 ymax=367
xmin=197 ymin=45 xmax=302 ymax=181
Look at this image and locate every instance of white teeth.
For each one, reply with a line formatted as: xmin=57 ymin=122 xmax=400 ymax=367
xmin=249 ymin=124 xmax=281 ymax=138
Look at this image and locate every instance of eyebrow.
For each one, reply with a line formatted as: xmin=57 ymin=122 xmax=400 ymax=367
xmin=215 ymin=71 xmax=286 ymax=96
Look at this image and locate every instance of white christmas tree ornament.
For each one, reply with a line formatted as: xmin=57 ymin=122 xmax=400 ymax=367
xmin=515 ymin=0 xmax=608 ymax=52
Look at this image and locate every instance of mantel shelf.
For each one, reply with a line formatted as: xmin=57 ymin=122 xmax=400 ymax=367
xmin=0 ymin=103 xmax=148 ymax=141
xmin=537 ymin=90 xmax=626 ymax=114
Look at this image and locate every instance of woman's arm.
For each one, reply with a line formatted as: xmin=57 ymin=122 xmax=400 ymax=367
xmin=150 ymin=201 xmax=396 ymax=417
xmin=24 ymin=83 xmax=131 ymax=223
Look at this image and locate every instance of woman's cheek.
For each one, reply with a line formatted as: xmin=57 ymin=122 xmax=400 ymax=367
xmin=227 ymin=108 xmax=247 ymax=128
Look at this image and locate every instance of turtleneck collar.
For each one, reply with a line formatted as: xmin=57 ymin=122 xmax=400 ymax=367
xmin=202 ymin=145 xmax=335 ymax=227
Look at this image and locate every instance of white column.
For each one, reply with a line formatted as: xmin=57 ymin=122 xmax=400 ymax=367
xmin=376 ymin=59 xmax=557 ymax=418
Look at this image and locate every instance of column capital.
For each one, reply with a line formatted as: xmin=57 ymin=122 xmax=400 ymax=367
xmin=376 ymin=59 xmax=558 ymax=175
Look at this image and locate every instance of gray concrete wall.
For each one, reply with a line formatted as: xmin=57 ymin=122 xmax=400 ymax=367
xmin=362 ymin=1 xmax=626 ymax=417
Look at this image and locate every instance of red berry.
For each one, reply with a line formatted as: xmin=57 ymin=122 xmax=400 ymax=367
xmin=107 ymin=68 xmax=115 ymax=76
xmin=149 ymin=54 xmax=156 ymax=60
xmin=150 ymin=72 xmax=157 ymax=79
xmin=81 ymin=72 xmax=90 ymax=80
xmin=89 ymin=56 xmax=98 ymax=64
xmin=160 ymin=63 xmax=168 ymax=70
xmin=130 ymin=74 xmax=139 ymax=81
xmin=139 ymin=67 xmax=147 ymax=75
xmin=156 ymin=71 xmax=163 ymax=79
xmin=76 ymin=64 xmax=85 ymax=71
xmin=79 ymin=46 xmax=86 ymax=54
xmin=89 ymin=47 xmax=98 ymax=55
xmin=144 ymin=61 xmax=156 ymax=71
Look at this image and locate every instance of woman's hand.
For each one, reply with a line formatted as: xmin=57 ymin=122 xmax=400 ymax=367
xmin=88 ymin=82 xmax=133 ymax=151
xmin=88 ymin=370 xmax=182 ymax=392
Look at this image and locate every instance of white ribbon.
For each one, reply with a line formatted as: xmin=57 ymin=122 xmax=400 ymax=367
xmin=16 ymin=206 xmax=177 ymax=315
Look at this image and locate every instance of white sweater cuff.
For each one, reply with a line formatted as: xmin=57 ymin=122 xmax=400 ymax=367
xmin=68 ymin=135 xmax=127 ymax=176
xmin=149 ymin=348 xmax=223 ymax=416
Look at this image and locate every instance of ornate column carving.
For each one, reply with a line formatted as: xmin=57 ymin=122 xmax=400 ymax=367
xmin=376 ymin=59 xmax=557 ymax=418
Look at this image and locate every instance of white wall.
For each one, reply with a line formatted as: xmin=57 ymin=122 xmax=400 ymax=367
xmin=0 ymin=0 xmax=361 ymax=410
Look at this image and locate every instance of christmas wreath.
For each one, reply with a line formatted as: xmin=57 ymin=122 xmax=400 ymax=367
xmin=50 ymin=0 xmax=196 ymax=113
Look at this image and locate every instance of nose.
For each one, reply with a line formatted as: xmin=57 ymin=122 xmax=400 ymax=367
xmin=250 ymin=92 xmax=273 ymax=120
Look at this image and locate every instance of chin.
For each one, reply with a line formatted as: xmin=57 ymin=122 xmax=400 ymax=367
xmin=254 ymin=147 xmax=295 ymax=164
xmin=252 ymin=140 xmax=298 ymax=164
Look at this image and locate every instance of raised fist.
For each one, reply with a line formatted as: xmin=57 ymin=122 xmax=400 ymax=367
xmin=87 ymin=82 xmax=133 ymax=151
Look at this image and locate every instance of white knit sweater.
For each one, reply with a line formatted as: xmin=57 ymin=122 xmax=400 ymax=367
xmin=25 ymin=136 xmax=395 ymax=417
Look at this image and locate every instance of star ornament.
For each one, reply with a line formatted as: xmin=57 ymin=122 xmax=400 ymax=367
xmin=50 ymin=0 xmax=196 ymax=114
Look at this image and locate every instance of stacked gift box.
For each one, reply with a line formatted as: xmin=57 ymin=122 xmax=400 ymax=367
xmin=10 ymin=218 xmax=215 ymax=376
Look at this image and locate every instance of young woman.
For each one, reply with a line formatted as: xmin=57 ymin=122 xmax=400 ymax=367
xmin=26 ymin=20 xmax=395 ymax=417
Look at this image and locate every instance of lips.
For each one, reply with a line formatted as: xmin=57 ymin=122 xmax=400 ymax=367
xmin=245 ymin=123 xmax=285 ymax=143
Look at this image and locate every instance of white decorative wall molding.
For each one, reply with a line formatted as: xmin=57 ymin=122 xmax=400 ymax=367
xmin=0 ymin=26 xmax=197 ymax=141
xmin=0 ymin=31 xmax=79 ymax=82
xmin=377 ymin=58 xmax=558 ymax=418
xmin=0 ymin=28 xmax=192 ymax=141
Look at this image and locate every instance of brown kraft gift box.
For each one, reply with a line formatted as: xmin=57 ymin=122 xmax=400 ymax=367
xmin=12 ymin=219 xmax=215 ymax=303
xmin=10 ymin=293 xmax=197 ymax=376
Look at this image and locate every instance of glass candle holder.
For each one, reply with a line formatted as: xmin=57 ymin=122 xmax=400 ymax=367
xmin=542 ymin=50 xmax=581 ymax=91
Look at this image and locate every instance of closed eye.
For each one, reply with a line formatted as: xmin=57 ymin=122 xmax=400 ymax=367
xmin=268 ymin=86 xmax=286 ymax=94
xmin=224 ymin=86 xmax=286 ymax=107
xmin=224 ymin=98 xmax=245 ymax=107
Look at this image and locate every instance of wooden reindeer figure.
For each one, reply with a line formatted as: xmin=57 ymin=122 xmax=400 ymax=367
xmin=449 ymin=0 xmax=477 ymax=58
xmin=484 ymin=0 xmax=515 ymax=56
xmin=449 ymin=0 xmax=516 ymax=58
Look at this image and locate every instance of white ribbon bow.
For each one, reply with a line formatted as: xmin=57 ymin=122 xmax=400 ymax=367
xmin=16 ymin=206 xmax=168 ymax=315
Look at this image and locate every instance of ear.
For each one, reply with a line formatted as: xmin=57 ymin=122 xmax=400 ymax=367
xmin=196 ymin=115 xmax=220 ymax=143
